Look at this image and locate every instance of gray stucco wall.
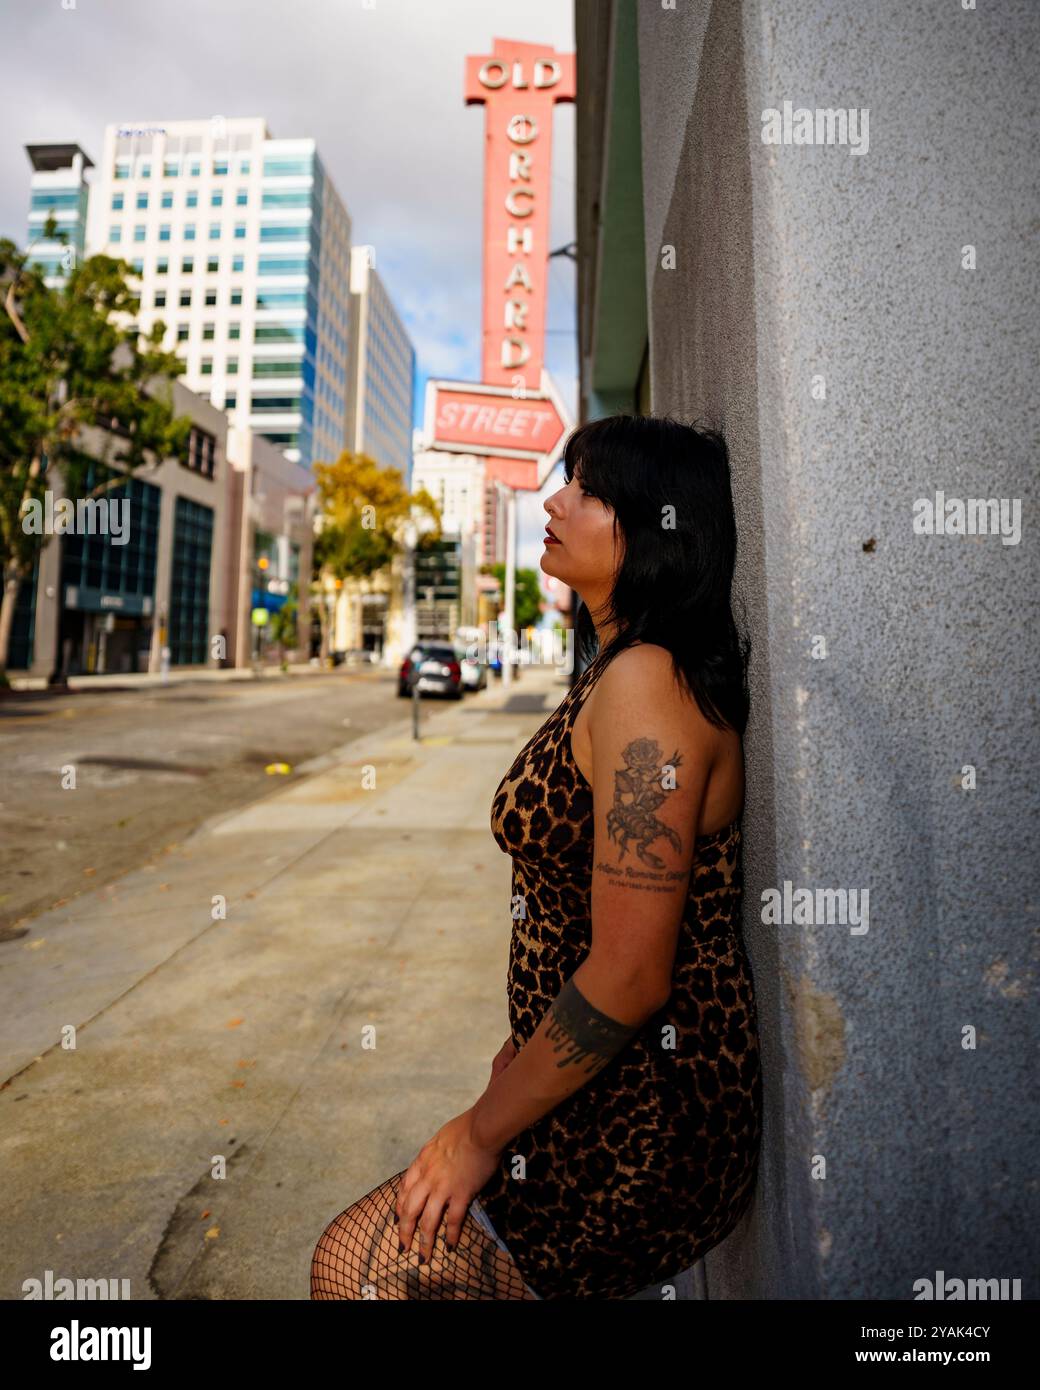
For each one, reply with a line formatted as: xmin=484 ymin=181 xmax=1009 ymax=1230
xmin=636 ymin=0 xmax=1039 ymax=1298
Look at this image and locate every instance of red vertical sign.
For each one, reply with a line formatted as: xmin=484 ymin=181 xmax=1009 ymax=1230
xmin=464 ymin=38 xmax=576 ymax=395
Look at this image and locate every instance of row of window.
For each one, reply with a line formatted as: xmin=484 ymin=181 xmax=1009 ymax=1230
xmin=112 ymin=156 xmax=312 ymax=180
xmin=115 ymin=158 xmax=250 ymax=179
xmin=180 ymin=355 xmax=304 ymax=379
xmin=112 ymin=191 xmax=314 ymax=213
xmin=110 ymin=222 xmax=248 ymax=243
xmin=112 ymin=189 xmax=249 ymax=211
xmin=161 ymin=314 xmax=305 ymax=345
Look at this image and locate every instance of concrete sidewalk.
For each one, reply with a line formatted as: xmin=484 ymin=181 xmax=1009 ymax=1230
xmin=0 ymin=663 xmax=569 ymax=1300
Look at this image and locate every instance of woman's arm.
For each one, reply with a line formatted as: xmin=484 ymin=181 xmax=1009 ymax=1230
xmin=468 ymin=643 xmax=716 ymax=1153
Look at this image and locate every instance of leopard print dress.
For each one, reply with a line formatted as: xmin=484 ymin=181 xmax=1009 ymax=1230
xmin=476 ymin=647 xmax=763 ymax=1300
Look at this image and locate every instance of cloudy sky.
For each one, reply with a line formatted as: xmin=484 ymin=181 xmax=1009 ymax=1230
xmin=1 ymin=0 xmax=577 ymax=576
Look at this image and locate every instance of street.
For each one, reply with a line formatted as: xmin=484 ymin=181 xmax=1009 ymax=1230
xmin=0 ymin=669 xmax=401 ymax=938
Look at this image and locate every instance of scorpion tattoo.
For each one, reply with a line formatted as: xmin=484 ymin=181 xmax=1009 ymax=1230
xmin=605 ymin=736 xmax=683 ymax=869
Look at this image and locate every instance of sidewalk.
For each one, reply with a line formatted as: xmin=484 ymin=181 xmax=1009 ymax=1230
xmin=0 ymin=663 xmax=569 ymax=1300
xmin=6 ymin=659 xmax=385 ymax=694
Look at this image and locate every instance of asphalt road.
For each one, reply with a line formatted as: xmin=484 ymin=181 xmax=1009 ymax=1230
xmin=0 ymin=669 xmax=428 ymax=938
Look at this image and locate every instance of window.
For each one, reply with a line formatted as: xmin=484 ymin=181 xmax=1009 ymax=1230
xmin=262 ymin=157 xmax=313 ymax=177
xmin=224 ymin=392 xmax=237 ymax=409
xmin=255 ymin=323 xmax=305 ymax=342
xmin=188 ymin=161 xmax=201 ymax=177
xmin=169 ymin=496 xmax=214 ymax=666
xmin=109 ymin=225 xmax=122 ymax=243
xmin=179 ymin=290 xmax=192 ymax=307
xmin=238 ymin=158 xmax=251 ymax=175
xmin=114 ymin=161 xmax=130 ymax=180
xmin=139 ymin=161 xmax=151 ymax=178
xmin=232 ymin=255 xmax=244 ymax=272
xmin=177 ymin=324 xmax=189 ymax=341
xmin=133 ymin=224 xmax=146 ymax=242
xmin=181 ymin=256 xmax=194 ymax=272
xmin=209 ymin=222 xmax=221 ymax=240
xmin=253 ymin=359 xmax=303 ymax=376
xmin=226 ymin=357 xmax=238 ymax=375
xmin=202 ymin=323 xmax=215 ymax=341
xmin=211 ymin=191 xmax=223 ymax=207
xmin=136 ymin=192 xmax=148 ymax=210
xmin=213 ymin=160 xmax=229 ymax=176
xmin=131 ymin=259 xmax=144 ymax=274
xmin=159 ymin=224 xmax=171 ymax=241
xmin=249 ymin=395 xmax=301 ymax=413
xmin=200 ymin=357 xmax=213 ymax=375
xmin=204 ymin=289 xmax=217 ymax=306
xmin=154 ymin=291 xmax=167 ymax=308
xmin=256 ymin=290 xmax=307 ymax=309
xmin=185 ymin=425 xmax=217 ymax=478
xmin=207 ymin=256 xmax=219 ymax=273
xmin=261 ymin=190 xmax=311 ymax=209
xmin=156 ymin=257 xmax=169 ymax=274
xmin=164 ymin=159 xmax=180 ymax=177
xmin=186 ymin=190 xmax=198 ymax=208
xmin=260 ymin=224 xmax=309 ymax=241
xmin=230 ymin=288 xmax=243 ymax=306
xmin=236 ymin=189 xmax=248 ymax=206
xmin=258 ymin=256 xmax=308 ymax=276
xmin=234 ymin=223 xmax=246 ymax=240
xmin=184 ymin=223 xmax=196 ymax=241
xmin=161 ymin=191 xmax=173 ymax=209
xmin=111 ymin=193 xmax=124 ymax=210
xmin=228 ymin=322 xmax=241 ymax=340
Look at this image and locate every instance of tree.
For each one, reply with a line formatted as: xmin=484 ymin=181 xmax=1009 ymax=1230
xmin=0 ymin=220 xmax=190 ymax=679
xmin=310 ymin=450 xmax=440 ymax=664
xmin=268 ymin=581 xmax=299 ymax=672
xmin=481 ymin=563 xmax=544 ymax=631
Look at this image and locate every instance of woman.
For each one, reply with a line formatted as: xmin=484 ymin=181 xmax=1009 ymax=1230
xmin=310 ymin=413 xmax=762 ymax=1300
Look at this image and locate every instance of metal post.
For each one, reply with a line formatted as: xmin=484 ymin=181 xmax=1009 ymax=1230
xmin=502 ymin=485 xmax=516 ymax=689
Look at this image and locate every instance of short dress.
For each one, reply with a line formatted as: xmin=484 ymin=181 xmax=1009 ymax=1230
xmin=474 ymin=647 xmax=763 ymax=1300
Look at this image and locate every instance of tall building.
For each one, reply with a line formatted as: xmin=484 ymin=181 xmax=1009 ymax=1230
xmin=85 ymin=117 xmax=353 ymax=470
xmin=24 ymin=143 xmax=93 ymax=286
xmin=345 ymin=245 xmax=415 ymax=482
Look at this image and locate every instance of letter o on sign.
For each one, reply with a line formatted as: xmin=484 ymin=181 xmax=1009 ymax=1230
xmin=479 ymin=60 xmax=508 ymax=89
xmin=507 ymin=114 xmax=539 ymax=145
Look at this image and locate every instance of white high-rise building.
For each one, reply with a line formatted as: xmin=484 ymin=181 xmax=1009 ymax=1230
xmin=25 ymin=143 xmax=94 ymax=287
xmin=86 ymin=117 xmax=353 ymax=470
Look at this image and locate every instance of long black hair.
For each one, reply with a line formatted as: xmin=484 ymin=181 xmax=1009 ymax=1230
xmin=563 ymin=412 xmax=751 ymax=737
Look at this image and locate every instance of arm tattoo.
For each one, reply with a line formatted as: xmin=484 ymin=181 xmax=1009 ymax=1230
xmin=605 ymin=736 xmax=684 ymax=869
xmin=544 ymin=977 xmax=641 ymax=1075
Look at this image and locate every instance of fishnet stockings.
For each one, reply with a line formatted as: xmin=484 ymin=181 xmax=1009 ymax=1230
xmin=310 ymin=1169 xmax=539 ymax=1300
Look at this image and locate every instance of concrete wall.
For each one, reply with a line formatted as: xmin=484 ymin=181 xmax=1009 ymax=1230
xmin=634 ymin=0 xmax=1039 ymax=1298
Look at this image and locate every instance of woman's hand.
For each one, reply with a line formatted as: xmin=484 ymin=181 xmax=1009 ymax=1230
xmin=488 ymin=1035 xmax=517 ymax=1084
xmin=395 ymin=1109 xmax=503 ymax=1260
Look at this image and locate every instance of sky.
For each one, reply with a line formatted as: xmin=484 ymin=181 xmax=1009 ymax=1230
xmin=1 ymin=0 xmax=577 ymax=578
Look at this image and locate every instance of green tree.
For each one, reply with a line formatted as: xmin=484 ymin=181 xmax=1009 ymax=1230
xmin=0 ymin=219 xmax=190 ymax=679
xmin=481 ymin=563 xmax=543 ymax=631
xmin=268 ymin=581 xmax=299 ymax=672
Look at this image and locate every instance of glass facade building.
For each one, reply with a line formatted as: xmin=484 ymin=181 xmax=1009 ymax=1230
xmin=24 ymin=144 xmax=94 ymax=287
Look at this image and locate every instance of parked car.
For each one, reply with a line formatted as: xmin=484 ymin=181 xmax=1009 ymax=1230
xmin=398 ymin=642 xmax=464 ymax=699
xmin=455 ymin=643 xmax=488 ymax=692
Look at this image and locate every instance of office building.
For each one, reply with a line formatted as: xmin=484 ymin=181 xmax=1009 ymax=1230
xmin=345 ymin=245 xmax=415 ymax=484
xmin=85 ymin=117 xmax=353 ymax=470
xmin=24 ymin=143 xmax=93 ymax=287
